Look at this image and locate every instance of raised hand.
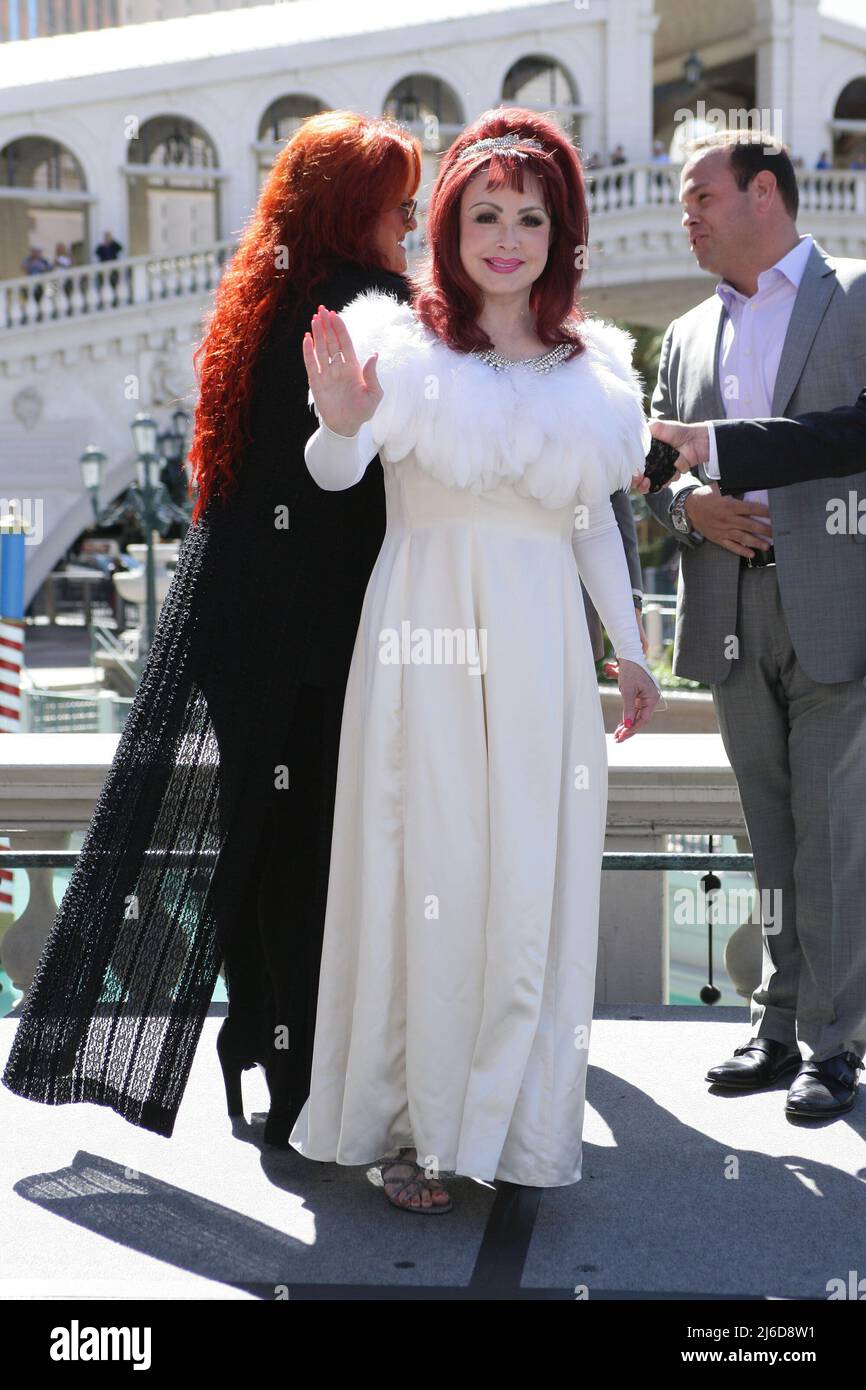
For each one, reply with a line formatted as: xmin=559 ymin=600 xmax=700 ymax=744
xmin=302 ymin=305 xmax=383 ymax=437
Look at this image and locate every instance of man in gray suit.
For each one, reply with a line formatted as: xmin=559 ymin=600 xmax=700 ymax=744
xmin=645 ymin=129 xmax=866 ymax=1118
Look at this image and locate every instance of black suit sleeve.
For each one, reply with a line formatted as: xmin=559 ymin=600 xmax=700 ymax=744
xmin=714 ymin=389 xmax=866 ymax=493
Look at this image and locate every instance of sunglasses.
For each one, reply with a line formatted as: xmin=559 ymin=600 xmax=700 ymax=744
xmin=399 ymin=198 xmax=418 ymax=223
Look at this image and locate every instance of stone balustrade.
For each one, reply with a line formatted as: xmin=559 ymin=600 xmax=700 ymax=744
xmin=0 ymin=732 xmax=747 ymax=1005
xmin=1 ymin=242 xmax=235 ymax=330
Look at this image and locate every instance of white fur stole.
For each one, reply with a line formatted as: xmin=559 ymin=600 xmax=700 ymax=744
xmin=310 ymin=289 xmax=651 ymax=509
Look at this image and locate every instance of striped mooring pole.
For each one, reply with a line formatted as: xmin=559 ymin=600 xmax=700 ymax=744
xmin=0 ymin=505 xmax=27 ymax=920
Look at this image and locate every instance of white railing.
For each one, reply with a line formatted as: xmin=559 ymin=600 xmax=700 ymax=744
xmin=6 ymin=165 xmax=865 ymax=331
xmin=797 ymin=169 xmax=866 ymax=214
xmin=20 ymin=687 xmax=133 ymax=735
xmin=586 ymin=162 xmax=682 ymax=214
xmin=1 ymin=240 xmax=236 ymax=330
xmin=584 ymin=161 xmax=866 ymax=217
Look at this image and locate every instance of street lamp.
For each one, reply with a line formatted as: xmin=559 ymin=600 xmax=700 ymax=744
xmin=79 ymin=445 xmax=107 ymax=522
xmin=77 ymin=410 xmax=193 ymax=669
xmin=158 ymin=408 xmax=190 ymax=509
xmin=172 ymin=407 xmax=191 ymax=442
xmin=133 ymin=443 xmax=164 ymax=657
xmin=131 ymin=410 xmax=158 ymax=459
xmin=683 ymin=51 xmax=704 ymax=87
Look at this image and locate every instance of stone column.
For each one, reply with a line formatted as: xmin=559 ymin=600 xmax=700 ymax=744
xmin=598 ymin=827 xmax=668 ymax=1004
xmin=0 ymin=830 xmax=70 ymax=994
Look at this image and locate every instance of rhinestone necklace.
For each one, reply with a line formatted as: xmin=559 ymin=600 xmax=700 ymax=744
xmin=470 ymin=342 xmax=575 ymax=374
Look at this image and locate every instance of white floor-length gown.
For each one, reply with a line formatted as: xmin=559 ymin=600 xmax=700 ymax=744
xmin=288 ymin=289 xmax=659 ymax=1187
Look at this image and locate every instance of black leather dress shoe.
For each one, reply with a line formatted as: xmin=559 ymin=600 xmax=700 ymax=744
xmin=785 ymin=1051 xmax=863 ymax=1118
xmin=706 ymin=1037 xmax=801 ymax=1089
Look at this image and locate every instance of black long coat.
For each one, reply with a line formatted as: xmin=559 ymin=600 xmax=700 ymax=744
xmin=2 ymin=259 xmax=410 ymax=1138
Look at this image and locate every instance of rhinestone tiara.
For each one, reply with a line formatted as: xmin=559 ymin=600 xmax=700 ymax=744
xmin=456 ymin=132 xmax=546 ymax=161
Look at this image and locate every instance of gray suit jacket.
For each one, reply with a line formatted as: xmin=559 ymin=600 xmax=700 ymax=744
xmin=582 ymin=489 xmax=643 ymax=661
xmin=645 ymin=240 xmax=866 ymax=685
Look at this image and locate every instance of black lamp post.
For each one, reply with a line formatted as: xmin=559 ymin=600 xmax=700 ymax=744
xmin=78 ymin=410 xmax=192 ymax=666
xmin=683 ymin=51 xmax=704 ymax=87
xmin=158 ymin=408 xmax=191 ymax=508
xmin=80 ymin=445 xmax=108 ymax=522
xmin=133 ymin=419 xmax=161 ymax=658
xmin=173 ymin=407 xmax=191 ymax=452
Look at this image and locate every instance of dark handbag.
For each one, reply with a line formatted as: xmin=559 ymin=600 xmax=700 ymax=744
xmin=643 ymin=435 xmax=682 ymax=493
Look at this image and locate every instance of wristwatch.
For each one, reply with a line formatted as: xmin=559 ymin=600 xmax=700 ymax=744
xmin=669 ymin=487 xmax=703 ymax=539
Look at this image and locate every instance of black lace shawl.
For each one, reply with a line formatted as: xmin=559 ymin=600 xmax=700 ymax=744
xmin=2 ymin=260 xmax=411 ymax=1138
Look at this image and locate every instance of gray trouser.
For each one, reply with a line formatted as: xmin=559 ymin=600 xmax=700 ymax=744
xmin=709 ymin=563 xmax=866 ymax=1062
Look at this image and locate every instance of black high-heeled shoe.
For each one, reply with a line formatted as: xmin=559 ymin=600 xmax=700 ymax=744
xmin=216 ymin=1016 xmax=267 ymax=1119
xmin=262 ymin=1111 xmax=292 ymax=1147
xmin=260 ymin=1044 xmax=311 ymax=1147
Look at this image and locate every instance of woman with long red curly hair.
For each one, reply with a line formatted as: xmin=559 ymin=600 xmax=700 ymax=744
xmin=187 ymin=109 xmax=423 ymax=1147
xmin=188 ymin=111 xmax=419 ymax=523
xmin=287 ymin=108 xmax=662 ymax=1213
xmin=2 ymin=111 xmax=422 ymax=1150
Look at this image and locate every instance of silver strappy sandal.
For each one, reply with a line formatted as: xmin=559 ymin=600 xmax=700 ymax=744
xmin=368 ymin=1148 xmax=453 ymax=1214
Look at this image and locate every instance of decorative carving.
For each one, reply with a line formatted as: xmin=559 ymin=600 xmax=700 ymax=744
xmin=148 ymin=340 xmax=194 ymax=407
xmin=11 ymin=386 xmax=43 ymax=431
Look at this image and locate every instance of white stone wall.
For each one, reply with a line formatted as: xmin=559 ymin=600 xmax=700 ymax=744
xmin=1 ymin=294 xmax=207 ymax=604
xmin=1 ymin=0 xmax=866 ymax=596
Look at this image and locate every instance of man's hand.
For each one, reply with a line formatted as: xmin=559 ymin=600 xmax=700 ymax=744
xmin=683 ymin=483 xmax=773 ymax=558
xmin=648 ymin=418 xmax=710 ymax=470
xmin=631 ymin=418 xmax=712 ymax=493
